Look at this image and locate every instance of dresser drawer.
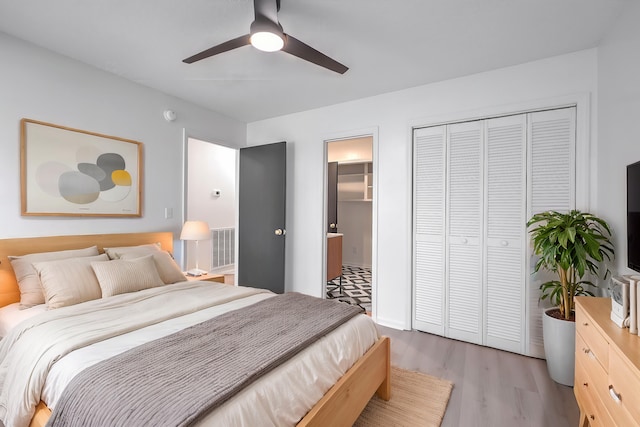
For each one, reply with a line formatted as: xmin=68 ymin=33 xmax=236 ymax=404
xmin=576 ymin=304 xmax=609 ymax=369
xmin=576 ymin=333 xmax=608 ymax=385
xmin=575 ymin=358 xmax=613 ymax=427
xmin=608 ymin=347 xmax=640 ymax=425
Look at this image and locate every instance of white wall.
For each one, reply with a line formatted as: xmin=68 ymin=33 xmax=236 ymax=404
xmin=597 ymin=2 xmax=640 ymax=276
xmin=0 ymin=33 xmax=246 ymax=264
xmin=185 ymin=138 xmax=237 ymax=271
xmin=247 ymin=49 xmax=599 ymax=329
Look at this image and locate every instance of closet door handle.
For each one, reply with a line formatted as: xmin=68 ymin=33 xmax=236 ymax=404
xmin=461 ymin=238 xmax=468 ymax=244
xmin=501 ymin=240 xmax=508 ymax=246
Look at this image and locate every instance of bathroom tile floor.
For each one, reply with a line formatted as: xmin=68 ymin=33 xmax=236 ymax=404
xmin=326 ymin=265 xmax=371 ymax=312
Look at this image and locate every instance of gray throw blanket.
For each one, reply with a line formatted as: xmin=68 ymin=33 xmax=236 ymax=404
xmin=46 ymin=293 xmax=363 ymax=427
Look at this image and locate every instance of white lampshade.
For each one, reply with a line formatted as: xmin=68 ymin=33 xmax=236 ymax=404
xmin=180 ymin=221 xmax=211 ymax=241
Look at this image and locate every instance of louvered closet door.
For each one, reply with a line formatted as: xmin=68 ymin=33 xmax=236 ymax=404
xmin=484 ymin=115 xmax=526 ymax=353
xmin=413 ymin=126 xmax=446 ymax=334
xmin=447 ymin=121 xmax=483 ymax=344
xmin=527 ymin=107 xmax=576 ymax=358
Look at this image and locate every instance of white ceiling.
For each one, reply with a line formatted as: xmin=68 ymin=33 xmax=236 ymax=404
xmin=0 ymin=0 xmax=630 ymax=123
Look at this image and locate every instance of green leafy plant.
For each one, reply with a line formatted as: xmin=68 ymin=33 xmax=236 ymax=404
xmin=527 ymin=210 xmax=614 ymax=320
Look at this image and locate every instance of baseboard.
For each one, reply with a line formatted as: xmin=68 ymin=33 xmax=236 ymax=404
xmin=375 ymin=316 xmax=409 ymax=330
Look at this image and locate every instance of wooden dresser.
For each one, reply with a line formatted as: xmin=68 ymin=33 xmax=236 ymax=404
xmin=574 ymin=297 xmax=640 ymax=426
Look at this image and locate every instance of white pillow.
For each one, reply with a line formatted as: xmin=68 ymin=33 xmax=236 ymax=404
xmin=33 ymin=254 xmax=108 ymax=309
xmin=103 ymin=243 xmax=161 ymax=260
xmin=9 ymin=246 xmax=100 ymax=308
xmin=91 ymin=255 xmax=164 ymax=297
xmin=119 ymin=251 xmax=187 ymax=284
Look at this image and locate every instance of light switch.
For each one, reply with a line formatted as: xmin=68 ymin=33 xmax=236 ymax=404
xmin=164 ymin=207 xmax=173 ymax=219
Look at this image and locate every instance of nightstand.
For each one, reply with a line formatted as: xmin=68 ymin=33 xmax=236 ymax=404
xmin=184 ymin=273 xmax=225 ymax=283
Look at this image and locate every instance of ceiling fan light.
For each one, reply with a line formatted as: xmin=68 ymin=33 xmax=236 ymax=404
xmin=250 ymin=31 xmax=284 ymax=52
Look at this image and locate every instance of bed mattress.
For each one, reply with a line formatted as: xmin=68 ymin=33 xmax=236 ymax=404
xmin=0 ymin=282 xmax=379 ymax=427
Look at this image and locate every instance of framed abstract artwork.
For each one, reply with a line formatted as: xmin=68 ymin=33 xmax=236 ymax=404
xmin=20 ymin=119 xmax=143 ymax=217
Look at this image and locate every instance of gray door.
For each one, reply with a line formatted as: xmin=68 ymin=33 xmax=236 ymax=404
xmin=238 ymin=142 xmax=286 ymax=293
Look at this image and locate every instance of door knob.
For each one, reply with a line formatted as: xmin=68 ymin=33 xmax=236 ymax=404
xmin=274 ymin=228 xmax=286 ymax=236
xmin=330 ymin=223 xmax=336 ymax=229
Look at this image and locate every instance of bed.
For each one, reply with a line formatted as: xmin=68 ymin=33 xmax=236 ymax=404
xmin=0 ymin=232 xmax=390 ymax=427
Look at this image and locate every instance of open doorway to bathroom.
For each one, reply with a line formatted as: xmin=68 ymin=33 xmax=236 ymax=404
xmin=325 ymin=136 xmax=373 ymax=312
xmin=184 ymin=138 xmax=237 ymax=284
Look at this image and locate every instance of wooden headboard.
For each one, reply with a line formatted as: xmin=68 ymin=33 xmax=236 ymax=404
xmin=0 ymin=232 xmax=174 ymax=308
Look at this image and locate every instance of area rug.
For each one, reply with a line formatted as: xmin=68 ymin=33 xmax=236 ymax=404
xmin=354 ymin=367 xmax=453 ymax=427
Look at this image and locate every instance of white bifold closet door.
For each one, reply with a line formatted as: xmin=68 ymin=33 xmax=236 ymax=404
xmin=484 ymin=115 xmax=526 ymax=354
xmin=526 ymin=107 xmax=576 ymax=358
xmin=413 ymin=125 xmax=446 ymax=335
xmin=412 ymin=106 xmax=576 ymax=357
xmin=446 ymin=121 xmax=483 ymax=344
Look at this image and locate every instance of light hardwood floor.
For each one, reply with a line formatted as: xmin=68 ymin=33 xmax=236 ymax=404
xmin=376 ymin=325 xmax=579 ymax=427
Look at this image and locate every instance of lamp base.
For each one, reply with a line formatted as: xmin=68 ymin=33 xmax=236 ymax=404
xmin=185 ymin=268 xmax=208 ymax=277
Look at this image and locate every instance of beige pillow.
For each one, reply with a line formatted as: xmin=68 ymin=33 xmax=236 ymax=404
xmin=9 ymin=246 xmax=100 ymax=308
xmin=33 ymin=254 xmax=108 ymax=309
xmin=92 ymin=255 xmax=164 ymax=297
xmin=119 ymin=251 xmax=186 ymax=284
xmin=103 ymin=243 xmax=161 ymax=260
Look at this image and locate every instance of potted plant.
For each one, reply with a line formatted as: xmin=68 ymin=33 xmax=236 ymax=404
xmin=527 ymin=210 xmax=614 ymax=386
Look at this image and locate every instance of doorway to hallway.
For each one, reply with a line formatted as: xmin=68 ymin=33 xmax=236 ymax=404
xmin=184 ymin=138 xmax=237 ymax=279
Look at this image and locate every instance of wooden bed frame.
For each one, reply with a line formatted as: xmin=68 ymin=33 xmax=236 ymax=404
xmin=0 ymin=232 xmax=390 ymax=427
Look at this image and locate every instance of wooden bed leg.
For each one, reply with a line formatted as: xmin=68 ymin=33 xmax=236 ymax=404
xmin=375 ymin=336 xmax=391 ymax=401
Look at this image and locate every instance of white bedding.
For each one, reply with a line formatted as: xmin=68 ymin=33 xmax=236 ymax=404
xmin=1 ymin=282 xmax=378 ymax=427
xmin=0 ymin=303 xmax=47 ymax=338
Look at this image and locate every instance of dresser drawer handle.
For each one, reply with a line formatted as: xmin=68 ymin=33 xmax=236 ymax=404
xmin=589 ymin=414 xmax=595 ymax=420
xmin=583 ymin=382 xmax=589 ymax=387
xmin=582 ymin=322 xmax=589 ymax=326
xmin=582 ymin=348 xmax=596 ymax=360
xmin=609 ymin=385 xmax=622 ymax=403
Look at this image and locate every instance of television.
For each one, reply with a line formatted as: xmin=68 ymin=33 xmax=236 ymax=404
xmin=628 ymin=160 xmax=640 ymax=272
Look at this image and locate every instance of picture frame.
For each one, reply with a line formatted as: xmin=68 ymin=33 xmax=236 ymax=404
xmin=20 ymin=119 xmax=143 ymax=217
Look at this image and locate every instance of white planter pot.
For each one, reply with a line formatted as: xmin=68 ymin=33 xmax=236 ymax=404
xmin=542 ymin=307 xmax=575 ymax=386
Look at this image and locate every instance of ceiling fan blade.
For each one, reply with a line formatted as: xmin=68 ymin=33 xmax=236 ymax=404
xmin=183 ymin=34 xmax=251 ymax=64
xmin=282 ymin=34 xmax=348 ymax=74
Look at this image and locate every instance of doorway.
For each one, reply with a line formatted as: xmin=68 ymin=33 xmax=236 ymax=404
xmin=325 ymin=136 xmax=374 ymax=312
xmin=184 ymin=138 xmax=287 ymax=291
xmin=184 ymin=138 xmax=237 ymax=282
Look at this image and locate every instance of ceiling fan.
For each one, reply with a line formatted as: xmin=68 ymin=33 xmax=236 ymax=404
xmin=183 ymin=0 xmax=348 ymax=74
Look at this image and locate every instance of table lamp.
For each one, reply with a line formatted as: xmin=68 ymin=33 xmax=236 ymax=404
xmin=180 ymin=220 xmax=211 ymax=276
